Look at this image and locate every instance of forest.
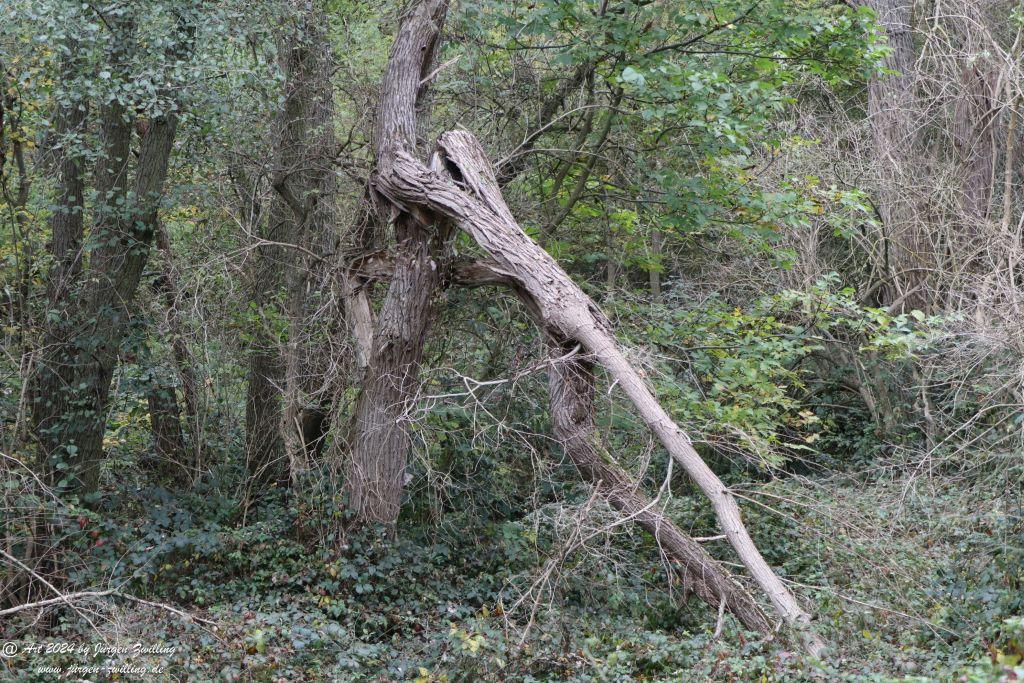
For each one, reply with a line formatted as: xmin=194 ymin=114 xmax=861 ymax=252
xmin=1 ymin=0 xmax=1022 ymax=679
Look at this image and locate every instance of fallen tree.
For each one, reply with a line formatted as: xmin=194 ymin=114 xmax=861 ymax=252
xmin=363 ymin=0 xmax=825 ymax=654
xmin=544 ymin=338 xmax=772 ymax=634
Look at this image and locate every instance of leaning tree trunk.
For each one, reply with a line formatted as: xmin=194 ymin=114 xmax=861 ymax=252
xmin=365 ymin=0 xmax=824 ymax=653
xmin=545 ymin=339 xmax=771 ymax=633
xmin=342 ymin=0 xmax=608 ymax=527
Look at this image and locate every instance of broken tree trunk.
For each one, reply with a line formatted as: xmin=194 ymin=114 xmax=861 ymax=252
xmin=444 ymin=259 xmax=771 ymax=633
xmin=545 ymin=339 xmax=771 ymax=634
xmin=370 ymin=0 xmax=822 ymax=653
xmin=380 ymin=129 xmax=825 ymax=655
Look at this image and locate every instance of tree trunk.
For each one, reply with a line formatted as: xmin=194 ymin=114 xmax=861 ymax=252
xmin=545 ymin=339 xmax=771 ymax=634
xmin=371 ymin=47 xmax=821 ymax=653
xmin=146 ymin=379 xmax=186 ymax=473
xmin=28 ymin=18 xmax=189 ymax=497
xmin=649 ymin=228 xmax=663 ymax=303
xmin=369 ymin=0 xmax=823 ymax=653
xmin=30 ymin=49 xmax=89 ymax=484
xmin=858 ymin=0 xmax=929 ymax=309
xmin=70 ymin=108 xmax=178 ymax=495
xmin=244 ymin=197 xmax=288 ymax=488
xmin=344 ymin=219 xmax=442 ymax=525
xmin=952 ymin=53 xmax=997 ymax=224
xmin=153 ymin=223 xmax=205 ymax=475
xmin=271 ymin=0 xmax=341 ymax=485
xmin=341 ymin=0 xmax=450 ymax=527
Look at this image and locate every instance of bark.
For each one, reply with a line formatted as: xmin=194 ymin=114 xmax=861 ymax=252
xmin=32 ymin=21 xmax=137 ymax=493
xmin=368 ymin=0 xmax=824 ymax=654
xmin=154 ymin=223 xmax=205 ymax=474
xmin=341 ymin=0 xmax=606 ymax=526
xmin=858 ymin=0 xmax=929 ymax=309
xmin=70 ymin=107 xmax=178 ymax=495
xmin=952 ymin=58 xmax=997 ymax=222
xmin=0 ymin=58 xmax=34 ymax=339
xmin=29 ymin=17 xmax=190 ymax=496
xmin=345 ymin=220 xmax=442 ymax=524
xmin=373 ymin=115 xmax=825 ymax=657
xmin=342 ymin=0 xmax=450 ymax=527
xmin=244 ymin=195 xmax=288 ymax=487
xmin=545 ymin=340 xmax=770 ymax=633
xmin=272 ymin=0 xmax=341 ymax=484
xmin=30 ymin=49 xmax=89 ymax=482
xmin=146 ymin=379 xmax=187 ymax=472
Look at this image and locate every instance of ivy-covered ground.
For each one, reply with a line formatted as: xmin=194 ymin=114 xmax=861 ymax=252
xmin=5 ymin=460 xmax=1021 ymax=681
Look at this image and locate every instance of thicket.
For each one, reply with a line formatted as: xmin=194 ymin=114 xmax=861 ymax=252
xmin=1 ymin=0 xmax=1022 ymax=680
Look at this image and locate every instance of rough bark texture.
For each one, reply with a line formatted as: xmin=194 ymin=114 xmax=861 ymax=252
xmin=377 ymin=119 xmax=824 ymax=654
xmin=70 ymin=108 xmax=178 ymax=494
xmin=342 ymin=0 xmax=450 ymax=526
xmin=546 ymin=340 xmax=771 ymax=634
xmin=146 ymin=379 xmax=186 ymax=472
xmin=952 ymin=56 xmax=997 ymax=222
xmin=369 ymin=0 xmax=824 ymax=654
xmin=271 ymin=0 xmax=341 ymax=484
xmin=28 ymin=19 xmax=190 ymax=496
xmin=244 ymin=194 xmax=288 ymax=487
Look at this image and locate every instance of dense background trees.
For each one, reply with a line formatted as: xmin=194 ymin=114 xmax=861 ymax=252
xmin=1 ymin=0 xmax=1022 ymax=679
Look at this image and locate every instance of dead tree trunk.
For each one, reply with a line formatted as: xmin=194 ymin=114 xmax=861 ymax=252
xmin=342 ymin=0 xmax=610 ymax=528
xmin=545 ymin=339 xmax=771 ymax=633
xmin=366 ymin=0 xmax=824 ymax=651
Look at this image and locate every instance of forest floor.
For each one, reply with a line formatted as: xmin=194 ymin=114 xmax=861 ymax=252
xmin=5 ymin=458 xmax=1021 ymax=682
